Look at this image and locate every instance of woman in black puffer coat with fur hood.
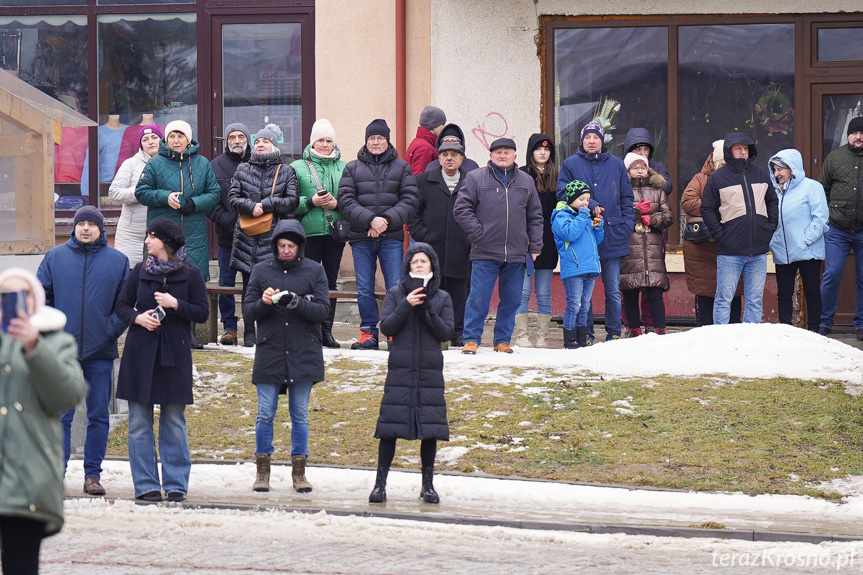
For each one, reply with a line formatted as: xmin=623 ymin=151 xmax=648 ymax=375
xmin=229 ymin=125 xmax=298 ymax=344
xmin=369 ymin=242 xmax=454 ymax=506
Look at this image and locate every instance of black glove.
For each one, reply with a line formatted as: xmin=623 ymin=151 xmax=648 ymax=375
xmin=179 ymin=197 xmax=196 ymax=215
xmin=276 ymin=291 xmax=299 ymax=309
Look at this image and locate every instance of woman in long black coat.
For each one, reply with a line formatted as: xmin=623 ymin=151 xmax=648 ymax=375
xmin=116 ymin=218 xmax=209 ymax=502
xmin=242 ymin=219 xmax=329 ymax=494
xmin=368 ymin=242 xmax=454 ymax=505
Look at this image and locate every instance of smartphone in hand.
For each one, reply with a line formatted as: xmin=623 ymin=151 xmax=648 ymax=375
xmin=150 ymin=305 xmax=166 ymax=321
xmin=1 ymin=291 xmax=27 ymax=333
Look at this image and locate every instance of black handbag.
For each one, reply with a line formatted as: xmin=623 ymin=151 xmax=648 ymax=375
xmin=684 ymin=218 xmax=711 ymax=243
xmin=305 ymin=159 xmax=349 ymax=243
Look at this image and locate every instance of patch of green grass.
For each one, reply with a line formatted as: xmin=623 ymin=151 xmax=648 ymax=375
xmin=107 ymin=352 xmax=863 ymax=498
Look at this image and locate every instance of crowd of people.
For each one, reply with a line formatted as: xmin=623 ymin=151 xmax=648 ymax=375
xmin=3 ymin=107 xmax=862 ymax=572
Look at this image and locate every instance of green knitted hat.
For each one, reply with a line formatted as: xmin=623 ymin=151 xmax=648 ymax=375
xmin=564 ymin=180 xmax=591 ymax=204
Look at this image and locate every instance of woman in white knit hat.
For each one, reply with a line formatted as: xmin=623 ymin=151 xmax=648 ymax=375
xmin=290 ymin=119 xmax=347 ymax=348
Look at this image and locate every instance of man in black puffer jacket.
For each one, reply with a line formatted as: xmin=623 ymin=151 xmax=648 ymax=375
xmin=337 ymin=119 xmax=420 ymax=349
xmin=701 ymin=133 xmax=778 ymax=325
xmin=207 ymin=123 xmax=250 ymax=346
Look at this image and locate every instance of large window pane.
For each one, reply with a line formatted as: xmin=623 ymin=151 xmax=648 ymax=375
xmin=553 ymin=27 xmax=668 ymax=163
xmin=0 ymin=16 xmax=88 ymax=209
xmin=818 ymin=28 xmax=863 ymax=62
xmin=96 ymin=14 xmax=196 ymax=210
xmin=822 ymin=94 xmax=863 ymax=158
xmin=223 ymin=23 xmax=303 ymax=159
xmin=678 ymin=24 xmax=795 ymax=198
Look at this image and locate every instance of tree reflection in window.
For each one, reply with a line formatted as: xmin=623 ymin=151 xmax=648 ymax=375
xmin=677 ymin=24 xmax=795 ymax=194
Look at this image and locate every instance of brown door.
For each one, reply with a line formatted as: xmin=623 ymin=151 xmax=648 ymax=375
xmin=810 ymin=83 xmax=863 ymax=328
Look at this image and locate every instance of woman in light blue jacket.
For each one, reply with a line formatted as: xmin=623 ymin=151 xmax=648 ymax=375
xmin=768 ymin=149 xmax=828 ymax=330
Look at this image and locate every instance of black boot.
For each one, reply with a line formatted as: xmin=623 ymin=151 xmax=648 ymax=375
xmin=576 ymin=326 xmax=588 ymax=348
xmin=563 ymin=328 xmax=578 ymax=349
xmin=368 ymin=466 xmax=388 ymax=503
xmin=420 ymin=466 xmax=439 ymax=504
xmin=321 ymin=298 xmax=340 ymax=349
xmin=190 ymin=325 xmax=204 ymax=350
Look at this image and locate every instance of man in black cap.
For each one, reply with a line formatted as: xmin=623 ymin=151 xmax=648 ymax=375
xmin=337 ymin=119 xmax=419 ymax=349
xmin=453 ymin=137 xmax=543 ymax=354
xmin=408 ymin=140 xmax=472 ymax=346
xmin=818 ymin=116 xmax=863 ymax=339
xmin=207 ymin=123 xmax=250 ymax=346
xmin=37 ymin=205 xmax=130 ymax=496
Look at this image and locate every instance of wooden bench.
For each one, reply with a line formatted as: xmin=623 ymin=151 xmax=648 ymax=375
xmin=202 ymin=286 xmax=385 ymax=344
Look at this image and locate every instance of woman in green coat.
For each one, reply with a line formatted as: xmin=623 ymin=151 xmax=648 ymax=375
xmin=0 ymin=268 xmax=88 ymax=574
xmin=290 ymin=119 xmax=347 ymax=348
xmin=135 ymin=120 xmax=221 ymax=280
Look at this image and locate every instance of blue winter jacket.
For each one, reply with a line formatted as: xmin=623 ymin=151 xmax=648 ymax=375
xmin=556 ymin=148 xmax=633 ymax=259
xmin=768 ymin=149 xmax=829 ymax=265
xmin=551 ymin=202 xmax=604 ymax=280
xmin=37 ymin=233 xmax=129 ymax=361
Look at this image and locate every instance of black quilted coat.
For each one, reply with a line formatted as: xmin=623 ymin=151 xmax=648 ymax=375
xmin=228 ymin=151 xmax=299 ymax=273
xmin=242 ymin=219 xmax=330 ymax=391
xmin=374 ymin=243 xmax=454 ymax=441
xmin=337 ymin=144 xmax=419 ymax=242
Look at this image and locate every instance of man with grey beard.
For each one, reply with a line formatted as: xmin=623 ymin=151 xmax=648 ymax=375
xmin=207 ymin=123 xmax=251 ymax=346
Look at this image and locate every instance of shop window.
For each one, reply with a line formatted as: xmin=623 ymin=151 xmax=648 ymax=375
xmin=677 ymin=24 xmax=795 ymax=196
xmin=817 ymin=27 xmax=863 ymax=62
xmin=96 ymin=14 xmax=196 ymax=211
xmin=222 ymin=23 xmax=303 ymax=159
xmin=0 ymin=16 xmax=89 ymax=212
xmin=553 ymin=27 xmax=668 ymax=164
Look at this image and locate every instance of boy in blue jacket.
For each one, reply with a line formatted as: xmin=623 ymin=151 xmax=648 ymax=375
xmin=551 ymin=180 xmax=604 ymax=348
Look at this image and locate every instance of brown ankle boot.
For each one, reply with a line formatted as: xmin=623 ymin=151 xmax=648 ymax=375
xmin=292 ymin=455 xmax=313 ymax=493
xmin=253 ymin=453 xmax=270 ymax=492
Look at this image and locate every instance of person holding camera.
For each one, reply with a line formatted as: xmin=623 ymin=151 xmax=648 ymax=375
xmin=115 ymin=218 xmax=209 ymax=503
xmin=36 ymin=206 xmax=129 ymax=497
xmin=368 ymin=242 xmax=454 ymax=505
xmin=228 ymin=124 xmax=298 ymax=347
xmin=291 ymin=119 xmax=347 ymax=348
xmin=242 ymin=219 xmax=329 ymax=493
xmin=0 ymin=268 xmax=88 ymax=575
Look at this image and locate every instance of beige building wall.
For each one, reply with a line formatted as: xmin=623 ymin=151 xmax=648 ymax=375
xmin=316 ymin=0 xmax=432 ymax=285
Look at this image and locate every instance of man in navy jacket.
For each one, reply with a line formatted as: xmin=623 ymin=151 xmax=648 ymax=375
xmin=37 ymin=206 xmax=129 ymax=496
xmin=557 ymin=121 xmax=634 ymax=341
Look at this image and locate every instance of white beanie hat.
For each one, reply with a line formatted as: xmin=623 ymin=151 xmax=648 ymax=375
xmin=309 ymin=119 xmax=337 ymax=147
xmin=624 ymin=152 xmax=648 ymax=171
xmin=712 ymin=139 xmax=726 ymax=168
xmin=164 ymin=120 xmax=193 ymax=143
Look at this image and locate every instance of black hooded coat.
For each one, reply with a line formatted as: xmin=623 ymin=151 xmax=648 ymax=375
xmin=375 ymin=243 xmax=454 ymax=441
xmin=521 ymin=133 xmax=560 ymax=270
xmin=243 ymin=219 xmax=330 ymax=391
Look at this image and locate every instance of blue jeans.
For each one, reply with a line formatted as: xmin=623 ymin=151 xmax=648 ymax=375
xmin=714 ymin=254 xmax=767 ymax=324
xmin=255 ymin=382 xmax=314 ymax=457
xmin=518 ymin=269 xmax=553 ymax=315
xmin=562 ymin=275 xmax=595 ymax=330
xmin=351 ymin=239 xmax=403 ymax=337
xmin=127 ymin=402 xmax=191 ymax=497
xmin=62 ymin=358 xmax=113 ymax=479
xmin=218 ymin=245 xmax=238 ymax=331
xmin=820 ymin=227 xmax=863 ymax=329
xmin=587 ymin=257 xmax=622 ymax=338
xmin=463 ymin=260 xmax=525 ymax=346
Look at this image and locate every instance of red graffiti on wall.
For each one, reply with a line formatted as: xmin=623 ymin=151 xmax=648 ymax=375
xmin=471 ymin=112 xmax=509 ymax=150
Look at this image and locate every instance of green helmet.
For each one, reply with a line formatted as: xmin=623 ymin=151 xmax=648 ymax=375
xmin=564 ymin=180 xmax=591 ymax=204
